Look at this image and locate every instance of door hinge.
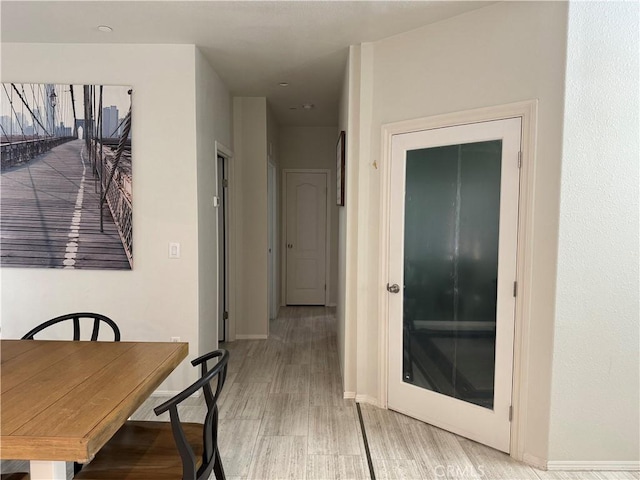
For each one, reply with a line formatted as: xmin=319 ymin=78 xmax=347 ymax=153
xmin=513 ymin=281 xmax=517 ymax=297
xmin=324 ymin=284 xmax=327 ymax=291
xmin=509 ymin=406 xmax=513 ymax=422
xmin=223 ymin=311 xmax=229 ymax=320
xmin=518 ymin=151 xmax=522 ymax=169
xmin=222 ymin=179 xmax=229 ymax=188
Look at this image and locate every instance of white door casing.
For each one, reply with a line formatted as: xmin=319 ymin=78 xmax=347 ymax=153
xmin=387 ymin=117 xmax=522 ymax=453
xmin=268 ymin=161 xmax=278 ymax=319
xmin=216 ymin=155 xmax=227 ymax=342
xmin=284 ymin=171 xmax=328 ymax=305
xmin=215 ymin=141 xmax=234 ymax=342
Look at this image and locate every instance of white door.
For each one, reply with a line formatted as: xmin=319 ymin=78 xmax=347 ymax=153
xmin=387 ymin=118 xmax=521 ymax=453
xmin=285 ymin=171 xmax=327 ymax=305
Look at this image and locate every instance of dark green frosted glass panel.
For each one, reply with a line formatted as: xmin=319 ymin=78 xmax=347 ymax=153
xmin=402 ymin=140 xmax=502 ymax=409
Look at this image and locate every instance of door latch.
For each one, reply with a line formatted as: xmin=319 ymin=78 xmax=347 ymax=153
xmin=387 ymin=283 xmax=400 ymax=294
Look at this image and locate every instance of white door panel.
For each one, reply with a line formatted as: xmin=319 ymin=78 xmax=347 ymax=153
xmin=388 ymin=118 xmax=522 ymax=453
xmin=286 ymin=172 xmax=327 ymax=305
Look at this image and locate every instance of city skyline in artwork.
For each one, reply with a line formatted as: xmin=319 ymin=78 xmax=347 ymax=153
xmin=1 ymin=83 xmax=130 ymax=139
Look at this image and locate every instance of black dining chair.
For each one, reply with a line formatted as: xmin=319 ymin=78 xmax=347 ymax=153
xmin=21 ymin=312 xmax=120 ymax=476
xmin=75 ymin=349 xmax=229 ymax=480
xmin=21 ymin=312 xmax=120 ymax=342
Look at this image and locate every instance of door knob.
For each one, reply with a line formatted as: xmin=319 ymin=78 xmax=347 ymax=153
xmin=387 ymin=283 xmax=400 ymax=294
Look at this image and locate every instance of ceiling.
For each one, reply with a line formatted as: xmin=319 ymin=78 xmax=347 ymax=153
xmin=1 ymin=1 xmax=492 ymax=126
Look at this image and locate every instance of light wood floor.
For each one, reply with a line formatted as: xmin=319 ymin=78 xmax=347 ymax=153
xmin=2 ymin=306 xmax=638 ymax=479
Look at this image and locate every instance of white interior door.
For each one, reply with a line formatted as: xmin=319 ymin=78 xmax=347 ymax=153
xmin=285 ymin=171 xmax=327 ymax=305
xmin=387 ymin=118 xmax=521 ymax=453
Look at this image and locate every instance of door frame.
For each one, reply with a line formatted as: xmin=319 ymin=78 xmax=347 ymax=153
xmin=215 ymin=141 xmax=235 ymax=342
xmin=378 ymin=101 xmax=537 ymax=460
xmin=281 ymin=168 xmax=332 ymax=307
xmin=216 ymin=154 xmax=229 ymax=343
xmin=268 ymin=159 xmax=278 ymax=320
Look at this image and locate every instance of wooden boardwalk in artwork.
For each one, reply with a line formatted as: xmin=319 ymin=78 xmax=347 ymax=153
xmin=1 ymin=139 xmax=130 ymax=269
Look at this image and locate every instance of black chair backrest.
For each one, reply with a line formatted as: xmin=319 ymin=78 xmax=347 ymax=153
xmin=21 ymin=312 xmax=121 ymax=341
xmin=154 ymin=349 xmax=229 ymax=480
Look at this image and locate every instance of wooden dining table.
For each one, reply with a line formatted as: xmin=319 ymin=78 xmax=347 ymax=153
xmin=0 ymin=339 xmax=188 ymax=480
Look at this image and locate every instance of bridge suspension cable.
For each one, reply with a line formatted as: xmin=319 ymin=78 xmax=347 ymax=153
xmin=109 ymin=116 xmax=127 ymax=139
xmin=101 ymin=106 xmax=132 ymax=207
xmin=29 ymin=84 xmax=42 ymax=137
xmin=69 ymin=85 xmax=78 ymax=137
xmin=23 ymin=84 xmax=41 ymax=140
xmin=2 ymin=82 xmax=78 ymax=170
xmin=11 ymin=83 xmax=50 ymax=136
xmin=2 ymin=84 xmax=27 ymax=141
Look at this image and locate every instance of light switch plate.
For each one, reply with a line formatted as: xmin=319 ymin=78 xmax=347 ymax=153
xmin=169 ymin=242 xmax=180 ymax=259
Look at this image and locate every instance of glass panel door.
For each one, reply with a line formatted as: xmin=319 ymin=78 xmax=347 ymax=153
xmin=403 ymin=140 xmax=502 ymax=409
xmin=387 ymin=117 xmax=522 ymax=453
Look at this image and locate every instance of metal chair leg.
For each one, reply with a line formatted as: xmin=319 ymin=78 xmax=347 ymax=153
xmin=213 ymin=447 xmax=226 ymax=480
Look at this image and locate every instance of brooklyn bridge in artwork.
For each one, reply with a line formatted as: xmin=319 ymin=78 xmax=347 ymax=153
xmin=1 ymin=83 xmax=133 ymax=270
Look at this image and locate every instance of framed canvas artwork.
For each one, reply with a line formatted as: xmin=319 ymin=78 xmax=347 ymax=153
xmin=1 ymin=83 xmax=133 ymax=270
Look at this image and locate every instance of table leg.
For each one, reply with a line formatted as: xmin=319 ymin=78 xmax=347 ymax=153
xmin=30 ymin=460 xmax=68 ymax=480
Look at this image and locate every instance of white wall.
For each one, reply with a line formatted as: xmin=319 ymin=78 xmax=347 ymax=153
xmin=195 ymin=47 xmax=232 ymax=357
xmin=337 ymin=61 xmax=349 ymax=386
xmin=232 ymin=97 xmax=268 ymax=338
xmin=549 ymin=1 xmax=640 ymax=464
xmin=338 ymin=45 xmax=361 ymax=396
xmin=278 ymin=126 xmax=339 ymax=307
xmin=267 ymin=103 xmax=280 ymax=319
xmin=0 ymin=43 xmax=202 ymax=392
xmin=343 ymin=1 xmax=568 ymax=462
xmin=267 ymin=104 xmax=279 ymax=171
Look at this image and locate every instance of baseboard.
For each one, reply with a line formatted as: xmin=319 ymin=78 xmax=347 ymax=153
xmin=344 ymin=392 xmax=380 ymax=407
xmin=355 ymin=394 xmax=380 ymax=407
xmin=235 ymin=334 xmax=268 ymax=340
xmin=546 ymin=461 xmax=640 ymax=471
xmin=522 ymin=453 xmax=548 ymax=470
